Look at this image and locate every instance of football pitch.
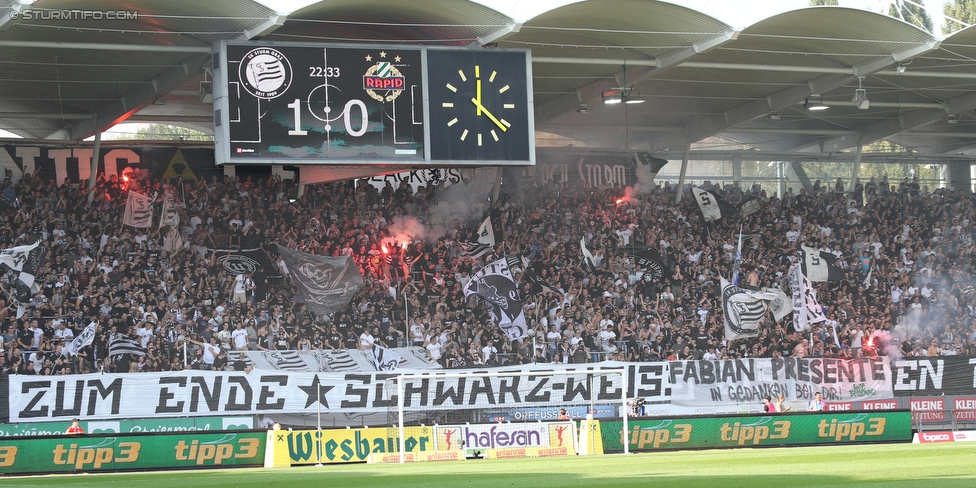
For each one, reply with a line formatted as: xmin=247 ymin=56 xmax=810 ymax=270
xmin=1 ymin=442 xmax=974 ymax=487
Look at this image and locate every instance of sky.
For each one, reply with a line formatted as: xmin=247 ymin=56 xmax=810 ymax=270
xmin=0 ymin=0 xmax=959 ymax=140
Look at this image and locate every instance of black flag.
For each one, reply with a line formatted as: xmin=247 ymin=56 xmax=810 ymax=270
xmin=632 ymin=247 xmax=672 ymax=279
xmin=523 ymin=268 xmax=560 ymax=296
xmin=277 ymin=245 xmax=365 ymax=316
xmin=463 ymin=257 xmax=528 ymax=340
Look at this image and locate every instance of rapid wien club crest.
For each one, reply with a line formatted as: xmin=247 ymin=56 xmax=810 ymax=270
xmin=362 ymin=51 xmax=405 ymax=102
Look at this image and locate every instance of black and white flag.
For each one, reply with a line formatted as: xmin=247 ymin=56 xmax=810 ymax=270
xmin=463 ymin=257 xmax=528 ymax=340
xmin=799 ymin=245 xmax=844 ymax=282
xmin=277 ymin=245 xmax=365 ymax=317
xmin=0 ymin=240 xmax=42 ymax=304
xmin=505 ymin=254 xmax=529 ymax=274
xmin=691 ymin=187 xmax=737 ymax=222
xmin=162 ymin=226 xmax=184 ymax=253
xmin=633 ymin=152 xmax=669 ymax=191
xmin=62 ymin=322 xmax=96 ymax=358
xmin=581 ymin=237 xmax=597 ymax=272
xmin=766 ymin=287 xmax=792 ymax=322
xmin=159 ymin=194 xmax=180 ymax=229
xmin=721 ymin=277 xmax=768 ymax=340
xmin=460 ymin=241 xmax=492 ymax=259
xmin=739 ymin=198 xmax=762 ymax=217
xmin=788 ymin=264 xmax=827 ymax=332
xmin=262 ymin=350 xmax=308 ymax=371
xmin=123 ymin=191 xmax=155 ymax=228
xmin=632 ymin=246 xmax=671 ymax=279
xmin=371 ymin=344 xmax=402 ymax=371
xmin=109 ymin=333 xmax=146 ymax=357
xmin=522 ymin=268 xmax=561 ymax=296
xmin=461 ymin=214 xmax=501 ymax=258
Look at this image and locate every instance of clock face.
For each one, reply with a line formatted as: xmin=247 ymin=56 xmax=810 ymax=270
xmin=427 ymin=49 xmax=532 ymax=162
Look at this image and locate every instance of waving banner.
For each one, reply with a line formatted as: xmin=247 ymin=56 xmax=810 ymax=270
xmin=721 ymin=277 xmax=766 ymax=340
xmin=123 ymin=191 xmax=155 ymax=228
xmin=463 ymin=257 xmax=528 ymax=340
xmin=789 ymin=264 xmax=827 ymax=332
xmin=0 ymin=240 xmax=43 ymax=303
xmin=276 ymin=245 xmax=364 ymax=316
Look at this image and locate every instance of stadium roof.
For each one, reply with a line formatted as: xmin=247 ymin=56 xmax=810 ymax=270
xmin=1 ymin=0 xmax=976 ymax=163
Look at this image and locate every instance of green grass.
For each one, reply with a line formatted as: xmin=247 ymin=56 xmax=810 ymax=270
xmin=2 ymin=443 xmax=975 ymax=487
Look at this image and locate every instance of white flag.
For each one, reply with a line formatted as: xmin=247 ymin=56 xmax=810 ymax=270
xmin=476 ymin=216 xmax=495 ymax=246
xmin=765 ymin=287 xmax=792 ymax=322
xmin=372 ymin=344 xmax=402 ymax=371
xmin=124 ymin=192 xmax=155 ymax=228
xmin=63 ymin=323 xmax=96 ymax=358
xmin=162 ymin=226 xmax=184 ymax=253
xmin=159 ymin=194 xmax=179 ymax=229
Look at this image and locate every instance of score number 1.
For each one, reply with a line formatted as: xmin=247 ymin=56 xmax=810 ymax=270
xmin=286 ymin=97 xmax=368 ymax=138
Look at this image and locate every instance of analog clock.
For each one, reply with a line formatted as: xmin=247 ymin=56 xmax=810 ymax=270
xmin=427 ymin=49 xmax=532 ymax=162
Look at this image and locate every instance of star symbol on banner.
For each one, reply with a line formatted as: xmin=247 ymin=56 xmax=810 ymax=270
xmin=394 ymin=55 xmax=401 ymax=62
xmin=299 ymin=375 xmax=334 ymax=408
xmin=379 ymin=51 xmax=387 ymax=58
xmin=365 ymin=55 xmax=372 ymax=62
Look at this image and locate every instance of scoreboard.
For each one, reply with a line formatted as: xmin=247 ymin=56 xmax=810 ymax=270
xmin=212 ymin=41 xmax=534 ymax=166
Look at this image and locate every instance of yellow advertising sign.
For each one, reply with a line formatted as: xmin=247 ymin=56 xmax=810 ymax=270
xmin=273 ymin=427 xmax=433 ymax=465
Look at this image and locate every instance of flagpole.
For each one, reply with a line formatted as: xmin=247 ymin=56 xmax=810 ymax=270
xmin=316 ymin=382 xmax=323 ymax=466
xmin=404 ymin=285 xmax=409 ymax=348
xmin=732 ymin=224 xmax=743 ymax=286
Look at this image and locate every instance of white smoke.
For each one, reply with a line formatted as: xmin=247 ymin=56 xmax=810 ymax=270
xmin=425 ymin=176 xmax=495 ymax=240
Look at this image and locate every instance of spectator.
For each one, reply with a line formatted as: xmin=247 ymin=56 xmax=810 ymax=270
xmin=0 ymin=166 xmax=972 ymax=379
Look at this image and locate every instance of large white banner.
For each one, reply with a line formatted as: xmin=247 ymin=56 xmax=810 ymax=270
xmin=666 ymin=357 xmax=893 ymax=407
xmin=3 ymin=358 xmax=894 ymax=422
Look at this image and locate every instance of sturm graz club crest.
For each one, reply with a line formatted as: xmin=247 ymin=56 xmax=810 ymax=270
xmin=239 ymin=48 xmax=293 ymax=99
xmin=223 ymin=253 xmax=260 ymax=276
xmin=722 ymin=280 xmax=764 ymax=336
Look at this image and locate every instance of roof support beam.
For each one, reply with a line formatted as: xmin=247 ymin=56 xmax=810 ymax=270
xmin=59 ymin=10 xmax=292 ymax=141
xmin=534 ymin=29 xmax=738 ymax=123
xmin=63 ymin=53 xmax=211 ymax=140
xmin=793 ymin=91 xmax=976 ymax=153
xmin=0 ymin=113 xmax=94 ymax=120
xmin=245 ymin=13 xmax=288 ymax=39
xmin=647 ymin=40 xmax=942 ymax=152
xmin=473 ymin=21 xmax=522 ymax=46
xmin=0 ymin=2 xmax=26 ymax=32
xmin=0 ymin=40 xmax=210 ymax=53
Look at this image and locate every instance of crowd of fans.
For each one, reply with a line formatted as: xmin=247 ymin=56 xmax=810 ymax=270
xmin=1 ymin=166 xmax=975 ymax=376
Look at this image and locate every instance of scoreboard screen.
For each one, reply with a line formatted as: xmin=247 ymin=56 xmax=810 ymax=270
xmin=215 ymin=43 xmax=425 ymax=164
xmin=213 ymin=41 xmax=534 ymax=166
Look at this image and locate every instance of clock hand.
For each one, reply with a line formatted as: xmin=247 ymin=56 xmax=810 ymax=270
xmin=476 ymin=79 xmax=482 ymax=116
xmin=470 ymin=98 xmax=507 ymax=132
